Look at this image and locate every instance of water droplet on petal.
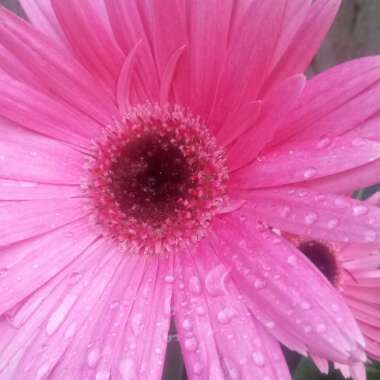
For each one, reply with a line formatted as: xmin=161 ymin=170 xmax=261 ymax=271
xmin=217 ymin=307 xmax=236 ymax=324
xmin=119 ymin=358 xmax=137 ymax=380
xmin=205 ymin=265 xmax=230 ymax=296
xmin=182 ymin=319 xmax=192 ymax=331
xmin=189 ymin=276 xmax=202 ymax=295
xmin=352 ymin=205 xmax=369 ymax=216
xmin=352 ymin=137 xmax=366 ymax=147
xmin=287 ymin=256 xmax=297 ymax=266
xmin=184 ymin=337 xmax=198 ymax=351
xmin=36 ymin=363 xmax=50 ymax=380
xmin=300 ymin=302 xmax=311 ymax=310
xmin=131 ymin=313 xmax=144 ymax=335
xmin=164 ymin=275 xmax=175 ymax=284
xmin=317 ymin=137 xmax=331 ymax=149
xmin=327 ymin=218 xmax=339 ymax=229
xmin=95 ymin=370 xmax=111 ymax=380
xmin=253 ymin=279 xmax=266 ymax=290
xmin=365 ymin=230 xmax=377 ymax=243
xmin=0 ymin=267 xmax=9 ymax=277
xmin=252 ymin=351 xmax=266 ymax=367
xmin=280 ymin=207 xmax=291 ymax=219
xmin=316 ymin=323 xmax=327 ymax=333
xmin=304 ymin=212 xmax=318 ymax=225
xmin=87 ymin=347 xmax=101 ymax=367
xmin=266 ymin=321 xmax=275 ymax=329
xmin=334 ymin=197 xmax=350 ymax=208
xmin=303 ymin=168 xmax=317 ymax=179
xmin=193 ymin=361 xmax=204 ymax=375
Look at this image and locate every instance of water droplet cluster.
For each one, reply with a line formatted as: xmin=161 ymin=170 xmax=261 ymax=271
xmin=86 ymin=104 xmax=228 ymax=254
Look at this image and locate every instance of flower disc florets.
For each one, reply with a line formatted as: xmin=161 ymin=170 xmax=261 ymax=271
xmin=87 ymin=104 xmax=228 ymax=255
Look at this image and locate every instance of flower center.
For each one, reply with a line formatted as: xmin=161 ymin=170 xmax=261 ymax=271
xmin=298 ymin=240 xmax=339 ymax=285
xmin=87 ymin=104 xmax=228 ymax=254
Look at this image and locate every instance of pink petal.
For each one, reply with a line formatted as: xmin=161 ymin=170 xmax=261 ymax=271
xmin=173 ymin=250 xmax=291 ymax=380
xmin=0 ymin=7 xmax=116 ymax=125
xmin=0 ymin=118 xmax=85 ymax=184
xmin=51 ymin=0 xmax=124 ymax=90
xmin=0 ymin=73 xmax=101 ymax=148
xmin=212 ymin=213 xmax=366 ymax=363
xmin=0 ymin=219 xmax=98 ymax=314
xmin=104 ymin=0 xmax=160 ymax=101
xmin=302 ymin=159 xmax=380 ymax=195
xmin=244 ymin=187 xmax=380 ymax=244
xmin=227 ymin=74 xmax=306 ymax=171
xmin=209 ymin=0 xmax=309 ymax=127
xmin=0 ymin=198 xmax=89 ymax=248
xmin=0 ymin=180 xmax=81 ymax=201
xmin=0 ymin=239 xmax=122 ymax=379
xmin=19 ymin=0 xmax=70 ymax=52
xmin=216 ymin=100 xmax=262 ymax=148
xmin=263 ymin=0 xmax=341 ymax=94
xmin=185 ymin=0 xmax=233 ymax=117
xmin=272 ymin=56 xmax=380 ymax=145
xmin=232 ymin=132 xmax=380 ymax=188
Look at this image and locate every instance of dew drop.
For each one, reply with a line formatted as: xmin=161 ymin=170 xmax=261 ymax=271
xmin=334 ymin=197 xmax=350 ymax=209
xmin=352 ymin=137 xmax=366 ymax=147
xmin=184 ymin=337 xmax=198 ymax=351
xmin=253 ymin=279 xmax=266 ymax=290
xmin=280 ymin=206 xmax=291 ymax=218
xmin=36 ymin=363 xmax=50 ymax=380
xmin=304 ymin=212 xmax=318 ymax=225
xmin=95 ymin=370 xmax=111 ymax=380
xmin=217 ymin=307 xmax=236 ymax=325
xmin=303 ymin=168 xmax=317 ymax=179
xmin=327 ymin=218 xmax=339 ymax=229
xmin=189 ymin=276 xmax=202 ymax=295
xmin=164 ymin=275 xmax=175 ymax=284
xmin=87 ymin=347 xmax=101 ymax=367
xmin=119 ymin=358 xmax=137 ymax=380
xmin=316 ymin=323 xmax=327 ymax=333
xmin=193 ymin=361 xmax=204 ymax=375
xmin=0 ymin=267 xmax=9 ymax=277
xmin=131 ymin=313 xmax=144 ymax=335
xmin=266 ymin=321 xmax=275 ymax=329
xmin=64 ymin=322 xmax=77 ymax=339
xmin=182 ymin=319 xmax=193 ymax=331
xmin=252 ymin=351 xmax=266 ymax=367
xmin=300 ymin=302 xmax=312 ymax=310
xmin=352 ymin=205 xmax=369 ymax=216
xmin=364 ymin=230 xmax=377 ymax=243
xmin=317 ymin=137 xmax=331 ymax=149
xmin=287 ymin=256 xmax=297 ymax=266
xmin=205 ymin=265 xmax=229 ymax=296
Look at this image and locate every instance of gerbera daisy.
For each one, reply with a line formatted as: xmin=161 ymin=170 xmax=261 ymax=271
xmin=288 ymin=193 xmax=380 ymax=380
xmin=0 ymin=0 xmax=379 ymax=379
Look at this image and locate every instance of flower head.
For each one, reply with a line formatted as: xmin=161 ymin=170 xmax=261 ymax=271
xmin=0 ymin=1 xmax=379 ymax=379
xmin=289 ymin=193 xmax=380 ymax=380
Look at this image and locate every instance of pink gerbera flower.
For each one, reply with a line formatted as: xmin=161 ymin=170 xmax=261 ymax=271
xmin=289 ymin=193 xmax=380 ymax=380
xmin=0 ymin=0 xmax=379 ymax=379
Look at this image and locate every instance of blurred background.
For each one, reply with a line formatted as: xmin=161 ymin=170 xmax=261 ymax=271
xmin=0 ymin=0 xmax=379 ymax=379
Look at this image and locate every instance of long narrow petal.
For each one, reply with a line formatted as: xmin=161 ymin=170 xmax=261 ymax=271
xmin=245 ymin=187 xmax=380 ymax=244
xmin=19 ymin=0 xmax=70 ymax=51
xmin=0 ymin=73 xmax=101 ymax=148
xmin=0 ymin=118 xmax=85 ymax=184
xmin=0 ymin=7 xmax=117 ymax=125
xmin=209 ymin=0 xmax=309 ymax=128
xmin=173 ymin=251 xmax=291 ymax=380
xmin=227 ymin=74 xmax=306 ymax=171
xmin=51 ymin=0 xmax=124 ymax=90
xmin=232 ymin=131 xmax=380 ymax=188
xmin=211 ymin=213 xmax=366 ymax=363
xmin=0 ymin=218 xmax=98 ymax=314
xmin=0 ymin=198 xmax=89 ymax=247
xmin=263 ymin=0 xmax=341 ymax=94
xmin=272 ymin=56 xmax=380 ymax=145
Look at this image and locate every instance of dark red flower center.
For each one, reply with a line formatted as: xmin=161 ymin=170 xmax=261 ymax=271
xmin=298 ymin=240 xmax=339 ymax=285
xmin=87 ymin=104 xmax=228 ymax=254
